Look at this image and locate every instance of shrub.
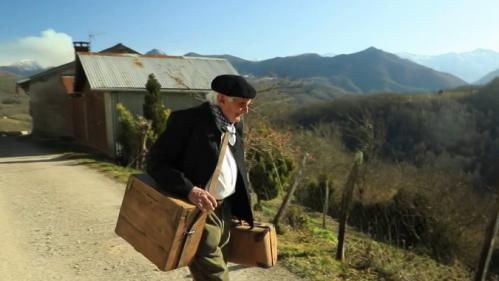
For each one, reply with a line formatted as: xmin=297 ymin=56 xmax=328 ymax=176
xmin=283 ymin=205 xmax=309 ymax=229
xmin=249 ymin=148 xmax=294 ymax=204
xmin=344 ymin=181 xmax=485 ymax=265
xmin=297 ymin=174 xmax=334 ymax=213
xmin=116 ymin=103 xmax=139 ymax=166
xmin=246 ymin=119 xmax=296 ymax=207
xmin=2 ymin=98 xmax=21 ymax=105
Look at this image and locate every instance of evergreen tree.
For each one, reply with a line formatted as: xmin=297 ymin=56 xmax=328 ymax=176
xmin=115 ymin=73 xmax=171 ymax=169
xmin=116 ymin=103 xmax=139 ymax=165
xmin=249 ymin=149 xmax=294 ymax=206
xmin=144 ymin=73 xmax=168 ymax=135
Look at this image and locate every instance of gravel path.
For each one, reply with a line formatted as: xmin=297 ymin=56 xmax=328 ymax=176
xmin=0 ymin=136 xmax=304 ymax=281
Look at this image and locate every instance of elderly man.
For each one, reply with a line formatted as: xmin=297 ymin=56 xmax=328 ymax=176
xmin=146 ymin=74 xmax=255 ymax=281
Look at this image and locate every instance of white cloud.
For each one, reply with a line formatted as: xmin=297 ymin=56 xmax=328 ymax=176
xmin=0 ymin=29 xmax=74 ymax=67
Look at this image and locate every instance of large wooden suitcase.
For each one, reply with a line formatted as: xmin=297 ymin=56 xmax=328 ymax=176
xmin=226 ymin=221 xmax=278 ymax=268
xmin=115 ymin=174 xmax=206 ymax=271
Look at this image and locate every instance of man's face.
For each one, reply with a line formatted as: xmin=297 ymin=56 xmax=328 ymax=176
xmin=217 ymin=94 xmax=252 ymax=123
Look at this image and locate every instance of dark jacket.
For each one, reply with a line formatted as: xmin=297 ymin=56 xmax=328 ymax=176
xmin=146 ymin=102 xmax=254 ymax=226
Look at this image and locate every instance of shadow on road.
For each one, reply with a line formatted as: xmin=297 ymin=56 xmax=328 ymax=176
xmin=0 ymin=135 xmax=61 ymax=158
xmin=0 ymin=135 xmax=102 ymax=159
xmin=228 ymin=264 xmax=250 ymax=272
xmin=0 ymin=135 xmax=118 ymax=167
xmin=0 ymin=154 xmax=73 ymax=164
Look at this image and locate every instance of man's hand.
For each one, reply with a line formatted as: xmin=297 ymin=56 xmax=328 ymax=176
xmin=188 ymin=186 xmax=218 ymax=212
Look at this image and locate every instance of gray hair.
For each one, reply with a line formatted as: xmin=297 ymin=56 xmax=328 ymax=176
xmin=205 ymin=91 xmax=219 ymax=105
xmin=205 ymin=91 xmax=234 ymax=105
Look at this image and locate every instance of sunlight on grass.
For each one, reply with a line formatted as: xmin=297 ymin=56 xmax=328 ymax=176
xmin=63 ymin=152 xmax=140 ymax=184
xmin=68 ymin=152 xmax=474 ymax=281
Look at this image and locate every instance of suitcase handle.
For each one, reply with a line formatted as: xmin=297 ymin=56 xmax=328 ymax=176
xmin=230 ymin=219 xmax=273 ymax=231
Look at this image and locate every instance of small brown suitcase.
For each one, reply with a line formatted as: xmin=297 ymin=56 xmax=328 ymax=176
xmin=226 ymin=221 xmax=278 ymax=268
xmin=115 ymin=174 xmax=206 ymax=271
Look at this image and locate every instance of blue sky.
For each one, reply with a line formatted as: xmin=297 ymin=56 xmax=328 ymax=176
xmin=1 ymin=0 xmax=499 ymax=66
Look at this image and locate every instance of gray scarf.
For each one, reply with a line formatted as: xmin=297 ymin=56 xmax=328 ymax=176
xmin=209 ymin=104 xmax=236 ymax=146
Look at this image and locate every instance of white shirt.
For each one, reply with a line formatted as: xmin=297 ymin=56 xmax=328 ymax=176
xmin=210 ymin=133 xmax=238 ymax=200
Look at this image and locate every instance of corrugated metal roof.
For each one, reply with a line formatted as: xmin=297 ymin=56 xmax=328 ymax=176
xmin=77 ymin=53 xmax=238 ymax=91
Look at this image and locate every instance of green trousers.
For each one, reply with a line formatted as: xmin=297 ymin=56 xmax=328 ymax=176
xmin=189 ymin=201 xmax=231 ymax=281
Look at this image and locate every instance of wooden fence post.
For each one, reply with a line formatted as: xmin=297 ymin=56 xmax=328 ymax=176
xmin=323 ymin=180 xmax=330 ymax=229
xmin=474 ymin=194 xmax=499 ymax=281
xmin=273 ymin=153 xmax=308 ymax=233
xmin=336 ymin=151 xmax=363 ymax=261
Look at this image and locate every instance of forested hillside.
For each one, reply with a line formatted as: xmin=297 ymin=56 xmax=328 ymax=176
xmin=246 ymin=77 xmax=499 ymax=278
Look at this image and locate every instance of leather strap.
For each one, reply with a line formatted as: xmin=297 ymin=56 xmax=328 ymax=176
xmin=207 ymin=132 xmax=230 ymax=195
xmin=176 ymin=132 xmax=231 ymax=267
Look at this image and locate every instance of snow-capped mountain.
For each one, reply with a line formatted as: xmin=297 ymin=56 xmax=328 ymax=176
xmin=146 ymin=48 xmax=167 ymax=55
xmin=0 ymin=59 xmax=45 ymax=77
xmin=398 ymin=49 xmax=499 ymax=83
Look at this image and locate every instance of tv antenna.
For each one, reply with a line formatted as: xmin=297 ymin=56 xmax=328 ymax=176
xmin=88 ymin=32 xmax=106 ymax=50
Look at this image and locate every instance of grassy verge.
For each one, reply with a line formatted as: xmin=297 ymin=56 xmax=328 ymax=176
xmin=62 ymin=152 xmax=141 ymax=184
xmin=67 ymin=152 xmax=473 ymax=281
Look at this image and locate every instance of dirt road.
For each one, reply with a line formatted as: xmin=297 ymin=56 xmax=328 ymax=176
xmin=0 ymin=136 xmax=304 ymax=281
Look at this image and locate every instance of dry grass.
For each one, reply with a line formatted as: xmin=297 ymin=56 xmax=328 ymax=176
xmin=0 ymin=86 xmax=31 ymax=132
xmin=61 ymin=151 xmax=476 ymax=281
xmin=258 ymin=201 xmax=473 ymax=281
xmin=0 ymin=116 xmax=31 ymax=132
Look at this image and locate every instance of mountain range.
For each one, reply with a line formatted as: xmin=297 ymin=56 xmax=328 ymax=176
xmin=187 ymin=47 xmax=466 ymax=94
xmin=0 ymin=60 xmax=45 ymax=77
xmin=476 ymin=68 xmax=499 ymax=85
xmin=6 ymin=46 xmax=499 ymax=95
xmin=398 ymin=49 xmax=499 ymax=83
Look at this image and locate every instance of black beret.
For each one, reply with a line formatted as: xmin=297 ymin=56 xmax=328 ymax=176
xmin=211 ymin=74 xmax=256 ymax=99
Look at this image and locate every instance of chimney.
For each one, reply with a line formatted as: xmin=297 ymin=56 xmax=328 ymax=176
xmin=73 ymin=41 xmax=90 ymax=59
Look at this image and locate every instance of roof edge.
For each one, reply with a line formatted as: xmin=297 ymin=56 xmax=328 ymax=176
xmin=77 ymin=52 xmax=229 ymax=61
xmin=16 ymin=61 xmax=75 ymax=85
xmin=87 ymin=87 xmax=210 ymax=93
